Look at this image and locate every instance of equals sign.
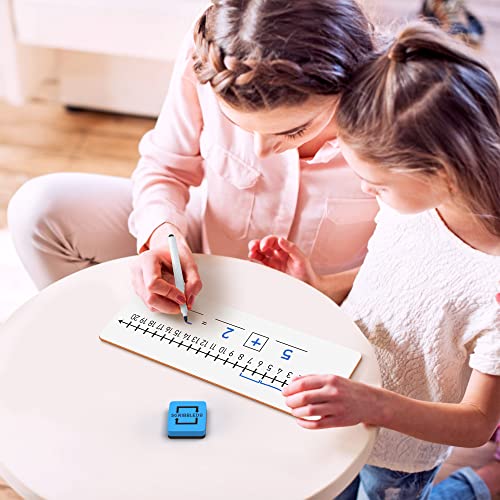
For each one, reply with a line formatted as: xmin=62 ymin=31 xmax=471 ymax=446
xmin=202 ymin=321 xmax=207 ymax=325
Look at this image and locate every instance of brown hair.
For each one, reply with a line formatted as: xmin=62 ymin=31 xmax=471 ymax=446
xmin=193 ymin=0 xmax=374 ymax=111
xmin=336 ymin=22 xmax=500 ymax=236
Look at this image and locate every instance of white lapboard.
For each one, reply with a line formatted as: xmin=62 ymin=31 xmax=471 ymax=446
xmin=99 ymin=295 xmax=361 ymax=414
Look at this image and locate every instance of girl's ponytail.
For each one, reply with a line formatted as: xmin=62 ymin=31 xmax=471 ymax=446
xmin=337 ymin=22 xmax=500 ymax=237
xmin=386 ymin=22 xmax=486 ymax=68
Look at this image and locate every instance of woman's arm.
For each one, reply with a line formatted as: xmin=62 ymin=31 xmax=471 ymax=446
xmin=128 ymin=29 xmax=206 ymax=314
xmin=283 ymin=370 xmax=500 ymax=448
xmin=248 ymin=236 xmax=359 ymax=304
xmin=129 ymin=31 xmax=204 ymax=254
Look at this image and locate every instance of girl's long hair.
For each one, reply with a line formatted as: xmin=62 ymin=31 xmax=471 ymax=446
xmin=192 ymin=0 xmax=374 ymax=111
xmin=336 ymin=22 xmax=500 ymax=237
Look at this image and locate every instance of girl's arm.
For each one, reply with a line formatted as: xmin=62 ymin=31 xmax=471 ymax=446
xmin=316 ymin=267 xmax=360 ymax=304
xmin=283 ymin=370 xmax=500 ymax=448
xmin=373 ymin=370 xmax=500 ymax=447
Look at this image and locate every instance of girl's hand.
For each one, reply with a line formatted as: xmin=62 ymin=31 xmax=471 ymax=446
xmin=282 ymin=374 xmax=381 ymax=429
xmin=130 ymin=222 xmax=202 ymax=314
xmin=248 ymin=236 xmax=321 ymax=289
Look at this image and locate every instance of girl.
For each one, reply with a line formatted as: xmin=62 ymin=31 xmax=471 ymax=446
xmin=250 ymin=23 xmax=499 ymax=499
xmin=8 ymin=0 xmax=378 ymax=313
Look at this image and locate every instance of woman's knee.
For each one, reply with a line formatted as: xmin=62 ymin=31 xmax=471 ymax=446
xmin=8 ymin=173 xmax=81 ymax=239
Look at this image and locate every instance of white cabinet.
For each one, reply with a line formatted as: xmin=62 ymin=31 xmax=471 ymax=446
xmin=12 ymin=0 xmax=206 ymax=60
xmin=2 ymin=0 xmax=207 ymax=116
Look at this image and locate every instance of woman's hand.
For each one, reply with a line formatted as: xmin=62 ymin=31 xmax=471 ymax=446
xmin=130 ymin=222 xmax=202 ymax=314
xmin=248 ymin=236 xmax=321 ymax=289
xmin=282 ymin=374 xmax=381 ymax=429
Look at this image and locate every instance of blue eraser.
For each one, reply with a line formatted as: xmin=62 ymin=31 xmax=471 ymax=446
xmin=168 ymin=401 xmax=207 ymax=438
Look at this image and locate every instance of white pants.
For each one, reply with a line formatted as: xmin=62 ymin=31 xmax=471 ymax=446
xmin=7 ymin=173 xmax=202 ymax=290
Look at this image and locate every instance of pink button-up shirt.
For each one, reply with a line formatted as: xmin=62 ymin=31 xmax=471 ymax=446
xmin=129 ymin=31 xmax=378 ymax=275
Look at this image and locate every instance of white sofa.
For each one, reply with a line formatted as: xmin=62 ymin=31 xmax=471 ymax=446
xmin=1 ymin=0 xmax=207 ymax=116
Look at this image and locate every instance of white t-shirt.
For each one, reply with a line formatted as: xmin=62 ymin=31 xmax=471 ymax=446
xmin=341 ymin=203 xmax=500 ymax=473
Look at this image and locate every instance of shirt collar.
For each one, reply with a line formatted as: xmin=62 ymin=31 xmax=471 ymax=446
xmin=305 ymin=138 xmax=341 ymax=165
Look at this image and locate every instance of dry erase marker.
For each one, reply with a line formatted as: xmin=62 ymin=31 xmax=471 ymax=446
xmin=168 ymin=234 xmax=191 ymax=324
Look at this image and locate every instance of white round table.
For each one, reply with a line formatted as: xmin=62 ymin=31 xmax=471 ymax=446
xmin=0 ymin=255 xmax=380 ymax=500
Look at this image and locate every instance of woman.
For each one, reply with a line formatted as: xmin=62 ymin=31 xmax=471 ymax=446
xmin=8 ymin=0 xmax=378 ymax=313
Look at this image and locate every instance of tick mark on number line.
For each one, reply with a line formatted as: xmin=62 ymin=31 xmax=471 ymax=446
xmin=215 ymin=319 xmax=245 ymax=330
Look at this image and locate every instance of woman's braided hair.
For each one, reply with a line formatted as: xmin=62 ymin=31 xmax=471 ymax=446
xmin=193 ymin=0 xmax=375 ymax=111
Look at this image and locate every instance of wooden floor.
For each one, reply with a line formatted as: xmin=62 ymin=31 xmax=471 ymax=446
xmin=1 ymin=0 xmax=499 ymax=229
xmin=0 ymin=101 xmax=153 ymax=228
xmin=1 ymin=0 xmax=499 ymax=498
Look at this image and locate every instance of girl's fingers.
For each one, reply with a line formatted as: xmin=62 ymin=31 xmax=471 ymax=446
xmin=285 ymin=388 xmax=330 ymax=409
xmin=296 ymin=415 xmax=343 ymax=430
xmin=291 ymin=402 xmax=337 ymax=418
xmin=282 ymin=375 xmax=326 ymax=396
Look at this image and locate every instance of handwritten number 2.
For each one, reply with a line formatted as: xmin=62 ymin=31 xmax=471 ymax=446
xmin=222 ymin=327 xmax=235 ymax=339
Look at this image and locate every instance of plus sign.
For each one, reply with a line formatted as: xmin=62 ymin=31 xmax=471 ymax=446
xmin=251 ymin=337 xmax=261 ymax=347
